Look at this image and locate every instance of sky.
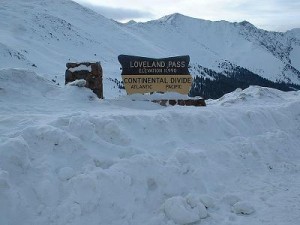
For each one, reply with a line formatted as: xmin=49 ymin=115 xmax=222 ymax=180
xmin=74 ymin=0 xmax=300 ymax=31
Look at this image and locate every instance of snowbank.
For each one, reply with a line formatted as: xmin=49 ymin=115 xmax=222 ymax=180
xmin=118 ymin=92 xmax=195 ymax=101
xmin=1 ymin=69 xmax=300 ymax=225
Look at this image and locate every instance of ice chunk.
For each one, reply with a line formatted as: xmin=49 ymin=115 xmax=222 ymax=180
xmin=163 ymin=196 xmax=201 ymax=224
xmin=232 ymin=201 xmax=255 ymax=215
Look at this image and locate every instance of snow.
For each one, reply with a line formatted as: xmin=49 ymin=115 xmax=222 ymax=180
xmin=0 ymin=1 xmax=300 ymax=224
xmin=163 ymin=196 xmax=202 ymax=224
xmin=232 ymin=201 xmax=255 ymax=215
xmin=67 ymin=79 xmax=87 ymax=87
xmin=1 ymin=69 xmax=300 ymax=225
xmin=58 ymin=167 xmax=75 ymax=181
xmin=68 ymin=65 xmax=92 ymax=73
xmin=118 ymin=92 xmax=195 ymax=101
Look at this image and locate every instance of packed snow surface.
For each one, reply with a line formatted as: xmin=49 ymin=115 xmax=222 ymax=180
xmin=1 ymin=69 xmax=300 ymax=225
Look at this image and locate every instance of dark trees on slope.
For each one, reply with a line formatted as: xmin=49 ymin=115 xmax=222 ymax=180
xmin=189 ymin=66 xmax=300 ymax=99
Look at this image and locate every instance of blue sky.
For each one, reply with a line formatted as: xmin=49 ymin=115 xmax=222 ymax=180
xmin=74 ymin=0 xmax=300 ymax=31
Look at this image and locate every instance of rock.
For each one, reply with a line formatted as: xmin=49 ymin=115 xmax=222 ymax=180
xmin=65 ymin=62 xmax=103 ymax=99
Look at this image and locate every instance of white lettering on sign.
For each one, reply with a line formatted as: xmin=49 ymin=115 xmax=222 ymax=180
xmin=168 ymin=61 xmax=186 ymax=68
xmin=170 ymin=77 xmax=191 ymax=83
xmin=130 ymin=61 xmax=166 ymax=68
xmin=129 ymin=61 xmax=186 ymax=68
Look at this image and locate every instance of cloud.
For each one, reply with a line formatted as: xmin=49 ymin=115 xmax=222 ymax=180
xmin=222 ymin=0 xmax=300 ymax=31
xmin=74 ymin=0 xmax=300 ymax=31
xmin=75 ymin=2 xmax=154 ymax=21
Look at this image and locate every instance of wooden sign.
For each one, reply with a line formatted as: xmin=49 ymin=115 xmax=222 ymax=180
xmin=118 ymin=55 xmax=192 ymax=95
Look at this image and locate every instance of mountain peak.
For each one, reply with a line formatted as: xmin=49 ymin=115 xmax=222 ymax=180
xmin=125 ymin=20 xmax=137 ymax=25
xmin=238 ymin=20 xmax=256 ymax=29
xmin=158 ymin=13 xmax=190 ymax=23
xmin=165 ymin=13 xmax=185 ymax=19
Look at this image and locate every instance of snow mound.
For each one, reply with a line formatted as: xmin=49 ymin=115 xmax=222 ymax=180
xmin=198 ymin=195 xmax=215 ymax=209
xmin=1 ymin=79 xmax=300 ymax=225
xmin=163 ymin=195 xmax=207 ymax=224
xmin=232 ymin=201 xmax=255 ymax=215
xmin=0 ymin=69 xmax=99 ymax=106
xmin=0 ymin=137 xmax=31 ymax=175
xmin=222 ymin=194 xmax=241 ymax=206
xmin=67 ymin=79 xmax=87 ymax=87
xmin=58 ymin=167 xmax=75 ymax=181
xmin=186 ymin=194 xmax=209 ymax=218
xmin=118 ymin=92 xmax=195 ymax=101
xmin=211 ymin=86 xmax=298 ymax=106
xmin=0 ymin=69 xmax=56 ymax=98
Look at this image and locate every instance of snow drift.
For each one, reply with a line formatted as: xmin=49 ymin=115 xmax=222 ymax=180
xmin=1 ymin=69 xmax=300 ymax=225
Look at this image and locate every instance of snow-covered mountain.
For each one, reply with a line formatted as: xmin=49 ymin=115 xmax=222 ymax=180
xmin=0 ymin=0 xmax=300 ymax=97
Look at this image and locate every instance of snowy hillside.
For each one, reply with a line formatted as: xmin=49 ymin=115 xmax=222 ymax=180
xmin=1 ymin=69 xmax=300 ymax=225
xmin=0 ymin=0 xmax=300 ymax=98
xmin=0 ymin=0 xmax=167 ymax=86
xmin=126 ymin=14 xmax=300 ymax=84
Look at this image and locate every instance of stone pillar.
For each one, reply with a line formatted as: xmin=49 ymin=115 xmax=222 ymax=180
xmin=65 ymin=62 xmax=103 ymax=99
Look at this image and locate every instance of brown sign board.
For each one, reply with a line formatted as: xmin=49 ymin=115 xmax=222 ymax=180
xmin=118 ymin=55 xmax=192 ymax=95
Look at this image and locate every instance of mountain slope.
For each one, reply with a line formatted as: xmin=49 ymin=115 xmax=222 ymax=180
xmin=0 ymin=0 xmax=300 ymax=97
xmin=125 ymin=13 xmax=300 ymax=84
xmin=0 ymin=0 xmax=166 ymax=79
